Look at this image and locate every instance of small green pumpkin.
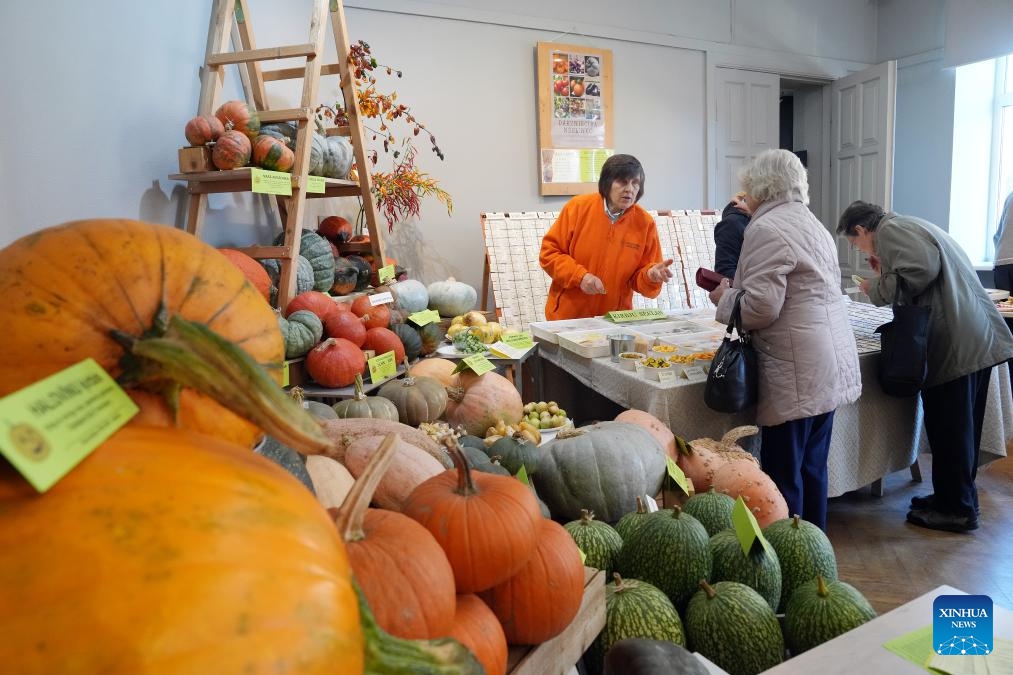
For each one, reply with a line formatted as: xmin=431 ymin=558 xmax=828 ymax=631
xmin=319 ymin=135 xmax=353 ymax=179
xmin=684 ymin=581 xmax=784 ymax=675
xmin=427 ymin=278 xmax=477 ymax=317
xmin=377 ymin=373 xmax=448 ymax=426
xmin=274 ymin=230 xmax=334 ymax=293
xmin=259 ymin=122 xmax=298 ymax=148
xmin=416 ymin=322 xmax=444 ymax=356
xmin=682 ymin=486 xmax=736 ymax=536
xmin=331 ymin=373 xmax=400 ymax=421
xmin=389 ymin=323 xmax=423 ymax=361
xmin=783 ymin=575 xmax=876 ymax=655
xmin=614 ymin=496 xmax=652 ymax=542
xmin=254 ymin=436 xmax=314 ymax=493
xmin=563 ymin=509 xmax=623 ymax=577
xmin=708 ymin=528 xmax=782 ymax=612
xmin=278 ymin=309 xmax=323 ymax=358
xmin=487 ymin=434 xmax=540 ymax=475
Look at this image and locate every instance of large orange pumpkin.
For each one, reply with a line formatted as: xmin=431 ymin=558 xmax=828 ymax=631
xmin=218 ymin=247 xmax=272 ymax=301
xmin=0 ymin=219 xmax=327 ymax=453
xmin=402 ymin=443 xmax=542 ymax=593
xmin=444 ymin=370 xmax=524 ymax=437
xmin=445 ymin=595 xmax=508 ymax=675
xmin=0 ymin=426 xmax=363 ymax=673
xmin=333 ymin=434 xmax=456 ymax=640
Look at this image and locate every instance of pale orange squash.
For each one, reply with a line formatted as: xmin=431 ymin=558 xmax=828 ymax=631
xmin=409 ymin=357 xmax=458 ymax=386
xmin=444 ymin=370 xmax=523 ymax=437
xmin=615 ymin=409 xmax=676 ymax=460
xmin=711 ymin=458 xmax=789 ymax=528
xmin=342 ymin=435 xmax=446 ymax=511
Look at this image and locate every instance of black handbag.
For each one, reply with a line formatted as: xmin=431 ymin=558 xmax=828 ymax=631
xmin=705 ymin=293 xmax=758 ymax=413
xmin=874 ymin=276 xmax=930 ymax=397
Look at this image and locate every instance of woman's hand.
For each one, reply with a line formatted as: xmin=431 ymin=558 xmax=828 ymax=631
xmin=647 ymin=259 xmax=675 ymax=283
xmin=580 ymin=273 xmax=606 ymax=295
xmin=708 ymin=277 xmax=731 ymax=305
xmin=859 ymin=277 xmax=872 ymax=295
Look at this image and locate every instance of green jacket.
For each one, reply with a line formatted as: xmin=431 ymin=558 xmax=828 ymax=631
xmin=867 ymin=213 xmax=1013 ymax=387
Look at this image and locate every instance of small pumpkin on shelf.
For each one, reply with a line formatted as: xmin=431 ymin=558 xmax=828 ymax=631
xmin=332 ymin=373 xmax=400 ymax=421
xmin=277 ymin=309 xmax=323 ymax=359
xmin=252 ymin=134 xmax=295 ymax=172
xmin=427 ymin=277 xmax=478 ymax=317
xmin=378 ymin=369 xmax=448 ymax=426
xmin=211 ymin=129 xmax=251 ymax=170
xmin=184 ymin=113 xmax=225 ymax=146
xmin=217 ymin=248 xmax=272 ymax=301
xmin=446 ymin=594 xmax=508 ymax=675
xmin=305 ymin=337 xmax=365 ymax=389
xmin=214 ymin=99 xmax=261 ymax=140
xmin=285 ymin=290 xmax=340 ymax=323
xmin=324 ymin=309 xmax=367 ymax=347
xmin=318 ymin=215 xmax=354 ymax=244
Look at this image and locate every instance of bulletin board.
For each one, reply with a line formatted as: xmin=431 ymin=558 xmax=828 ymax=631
xmin=479 ymin=210 xmax=722 ymax=332
xmin=536 ymin=42 xmax=614 ymax=196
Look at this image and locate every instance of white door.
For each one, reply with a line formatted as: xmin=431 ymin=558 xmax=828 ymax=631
xmin=830 ymin=61 xmax=897 ymax=279
xmin=712 ymin=67 xmax=780 ymax=207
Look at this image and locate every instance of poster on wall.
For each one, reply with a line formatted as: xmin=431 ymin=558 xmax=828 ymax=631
xmin=537 ymin=42 xmax=613 ymax=196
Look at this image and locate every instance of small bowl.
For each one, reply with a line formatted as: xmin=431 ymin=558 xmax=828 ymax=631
xmin=648 ymin=344 xmax=678 ymax=360
xmin=617 ymin=351 xmax=646 ymax=371
xmin=639 ymin=358 xmax=675 ymax=381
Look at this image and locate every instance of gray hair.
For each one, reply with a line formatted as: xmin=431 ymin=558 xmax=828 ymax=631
xmin=739 ymin=149 xmax=810 ymax=206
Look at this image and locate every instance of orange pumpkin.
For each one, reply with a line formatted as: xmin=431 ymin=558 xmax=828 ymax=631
xmin=615 ymin=409 xmax=676 ymax=461
xmin=184 ymin=113 xmax=225 ymax=146
xmin=0 ymin=219 xmax=326 ymax=452
xmin=324 ymin=310 xmax=367 ymax=347
xmin=363 ymin=326 xmax=405 ymax=364
xmin=306 ymin=337 xmax=366 ymax=388
xmin=319 ymin=215 xmax=354 ymax=244
xmin=444 ymin=370 xmax=524 ymax=437
xmin=479 ymin=518 xmax=585 ymax=645
xmin=446 ymin=595 xmax=508 ymax=675
xmin=212 ymin=129 xmax=252 ymax=170
xmin=333 ymin=434 xmax=456 ymax=639
xmin=0 ymin=426 xmax=363 ymax=673
xmin=252 ymin=134 xmax=295 ymax=172
xmin=402 ymin=443 xmax=542 ymax=593
xmin=218 ymin=247 xmax=272 ymax=301
xmin=215 ymin=99 xmax=261 ymax=140
xmin=409 ymin=357 xmax=458 ymax=386
xmin=711 ymin=459 xmax=789 ymax=528
xmin=285 ymin=290 xmax=340 ymax=323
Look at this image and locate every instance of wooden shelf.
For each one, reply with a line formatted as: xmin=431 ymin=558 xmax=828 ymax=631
xmin=169 ymin=168 xmax=362 ymax=198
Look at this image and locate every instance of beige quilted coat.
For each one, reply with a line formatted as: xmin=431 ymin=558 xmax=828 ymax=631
xmin=714 ymin=199 xmax=862 ymax=427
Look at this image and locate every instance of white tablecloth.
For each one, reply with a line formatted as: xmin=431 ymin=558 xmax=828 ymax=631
xmin=537 ymin=303 xmax=1013 ymax=497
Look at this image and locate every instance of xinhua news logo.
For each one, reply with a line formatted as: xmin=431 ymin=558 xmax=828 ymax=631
xmin=933 ymin=595 xmax=993 ymax=656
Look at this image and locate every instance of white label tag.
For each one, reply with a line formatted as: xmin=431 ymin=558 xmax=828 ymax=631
xmin=657 ymin=369 xmax=677 ymax=383
xmin=683 ymin=365 xmax=708 ymax=382
xmin=369 ymin=292 xmax=394 ymax=306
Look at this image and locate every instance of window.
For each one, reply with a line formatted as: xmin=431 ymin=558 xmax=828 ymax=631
xmin=950 ymin=55 xmax=1013 ymax=265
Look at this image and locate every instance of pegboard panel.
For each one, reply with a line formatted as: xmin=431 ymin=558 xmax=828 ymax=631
xmin=480 ymin=208 xmax=719 ymax=331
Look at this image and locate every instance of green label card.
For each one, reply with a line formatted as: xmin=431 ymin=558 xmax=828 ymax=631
xmin=502 ymin=332 xmax=534 ymax=349
xmin=305 ymin=175 xmax=326 ymax=194
xmin=0 ymin=359 xmax=139 ymax=492
xmin=604 ymin=308 xmax=666 ymax=322
xmin=731 ymin=496 xmax=772 ymax=556
xmin=665 ymin=456 xmax=692 ymax=496
xmin=367 ymin=351 xmax=397 ymax=383
xmin=578 ymin=547 xmax=587 ymax=565
xmin=408 ymin=309 xmax=441 ymax=327
xmin=377 ymin=265 xmax=396 ymax=284
xmin=515 ymin=464 xmax=530 ymax=486
xmin=453 ymin=354 xmax=496 ymax=376
xmin=282 ymin=361 xmax=290 ymax=388
xmin=250 ymin=168 xmax=293 ymax=196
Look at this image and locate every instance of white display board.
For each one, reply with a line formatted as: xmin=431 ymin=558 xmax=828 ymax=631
xmin=480 ymin=210 xmax=720 ymax=331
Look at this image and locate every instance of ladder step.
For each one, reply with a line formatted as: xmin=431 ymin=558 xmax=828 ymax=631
xmin=258 ymin=108 xmax=312 ymax=124
xmin=208 ymin=43 xmax=316 ymax=66
xmin=240 ymin=245 xmax=292 ymax=260
xmin=263 ymin=63 xmax=342 ymax=82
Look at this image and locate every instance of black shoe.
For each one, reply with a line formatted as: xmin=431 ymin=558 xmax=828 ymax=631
xmin=910 ymin=494 xmax=980 ymax=517
xmin=906 ymin=508 xmax=979 ymax=533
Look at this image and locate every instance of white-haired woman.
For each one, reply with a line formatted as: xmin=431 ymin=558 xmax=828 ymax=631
xmin=708 ymin=149 xmax=861 ymax=531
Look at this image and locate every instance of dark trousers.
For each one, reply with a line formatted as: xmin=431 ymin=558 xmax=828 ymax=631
xmin=920 ymin=366 xmax=992 ymax=518
xmin=993 ymin=263 xmax=1013 ymax=292
xmin=760 ymin=411 xmax=836 ymax=531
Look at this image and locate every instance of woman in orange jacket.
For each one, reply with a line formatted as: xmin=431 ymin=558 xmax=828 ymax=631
xmin=539 ymin=154 xmax=674 ymax=320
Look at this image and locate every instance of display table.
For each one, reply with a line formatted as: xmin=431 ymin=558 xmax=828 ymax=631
xmin=537 ymin=302 xmax=1013 ymax=497
xmin=762 ymin=585 xmax=1012 ymax=674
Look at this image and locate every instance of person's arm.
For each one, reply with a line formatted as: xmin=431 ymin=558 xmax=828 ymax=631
xmin=866 ymin=223 xmax=941 ymax=304
xmin=715 ymin=224 xmax=793 ymax=330
xmin=629 ymin=223 xmax=666 ymax=298
xmin=539 ymin=204 xmax=588 ymax=290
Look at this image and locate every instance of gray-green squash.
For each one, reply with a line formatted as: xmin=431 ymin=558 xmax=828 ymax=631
xmin=783 ymin=575 xmax=876 ymax=655
xmin=262 ymin=256 xmax=315 ymax=305
xmin=603 ymin=638 xmax=708 ymax=675
xmin=684 ymin=581 xmax=784 ymax=675
xmin=762 ymin=514 xmax=838 ymax=612
xmin=331 ymin=373 xmax=400 ymax=421
xmin=274 ymin=230 xmax=334 ymax=293
xmin=532 ymin=421 xmax=667 ymax=523
xmin=277 ymin=309 xmax=323 ymax=359
xmin=254 ymin=436 xmax=314 ymax=493
xmin=708 ymin=528 xmax=782 ymax=612
xmin=389 ymin=323 xmax=423 ymax=361
xmin=615 ymin=506 xmax=711 ymax=611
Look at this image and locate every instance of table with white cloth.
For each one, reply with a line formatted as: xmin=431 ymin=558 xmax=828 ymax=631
xmin=536 ymin=302 xmax=1013 ymax=498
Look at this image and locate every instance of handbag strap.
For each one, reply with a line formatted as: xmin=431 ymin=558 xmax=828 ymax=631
xmin=725 ymin=292 xmax=749 ymax=341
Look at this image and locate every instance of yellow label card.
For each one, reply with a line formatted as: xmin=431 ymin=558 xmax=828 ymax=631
xmin=453 ymin=354 xmax=496 ymax=376
xmin=732 ymin=495 xmax=772 ymax=556
xmin=665 ymin=456 xmax=692 ymax=496
xmin=408 ymin=309 xmax=441 ymax=327
xmin=250 ymin=167 xmax=293 ymax=196
xmin=282 ymin=361 xmax=290 ymax=387
xmin=305 ymin=175 xmax=326 ymax=194
xmin=377 ymin=265 xmax=396 ymax=284
xmin=502 ymin=332 xmax=534 ymax=349
xmin=515 ymin=464 xmax=530 ymax=486
xmin=604 ymin=308 xmax=666 ymax=322
xmin=0 ymin=359 xmax=139 ymax=492
xmin=367 ymin=351 xmax=398 ymax=383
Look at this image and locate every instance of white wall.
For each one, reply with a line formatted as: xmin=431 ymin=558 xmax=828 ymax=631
xmin=0 ymin=0 xmax=884 ymax=294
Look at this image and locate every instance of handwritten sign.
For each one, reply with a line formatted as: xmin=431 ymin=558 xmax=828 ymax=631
xmin=0 ymin=359 xmax=139 ymax=492
xmin=369 ymin=292 xmax=394 ymax=306
xmin=282 ymin=361 xmax=290 ymax=387
xmin=657 ymin=369 xmax=677 ymax=384
xmin=501 ymin=332 xmax=534 ymax=349
xmin=367 ymin=351 xmax=397 ymax=383
xmin=377 ymin=265 xmax=396 ymax=285
xmin=683 ymin=365 xmax=708 ymax=383
xmin=487 ymin=341 xmax=531 ymax=360
xmin=250 ymin=168 xmax=292 ymax=196
xmin=732 ymin=496 xmax=773 ymax=556
xmin=305 ymin=175 xmax=326 ymax=194
xmin=453 ymin=354 xmax=496 ymax=376
xmin=408 ymin=309 xmax=441 ymax=326
xmin=604 ymin=308 xmax=666 ymax=322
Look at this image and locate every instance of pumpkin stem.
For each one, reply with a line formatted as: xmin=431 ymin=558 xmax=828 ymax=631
xmin=581 ymin=509 xmax=595 ymax=524
xmin=635 ymin=495 xmax=646 ymax=515
xmin=699 ymin=579 xmax=717 ymax=599
xmin=351 ymin=373 xmax=369 ymax=401
xmin=400 ymin=358 xmax=414 ymax=386
xmin=116 ymin=314 xmax=333 ymax=455
xmin=289 ymin=386 xmax=306 ymax=403
xmin=816 ymin=575 xmax=829 ymax=598
xmin=333 ymin=433 xmax=399 ymax=542
xmin=612 ymin=572 xmax=627 ymax=592
xmin=445 ymin=386 xmax=465 ymax=402
xmin=721 ymin=425 xmax=759 ymax=445
xmin=555 ymin=428 xmax=585 ymax=440
xmin=791 ymin=514 xmax=802 ymax=528
xmin=445 ymin=438 xmax=479 ymax=497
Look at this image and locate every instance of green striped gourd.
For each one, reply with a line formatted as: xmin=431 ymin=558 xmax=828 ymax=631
xmin=585 ymin=574 xmax=685 ymax=675
xmin=685 ymin=581 xmax=784 ymax=675
xmin=708 ymin=528 xmax=782 ymax=612
xmin=784 ymin=575 xmax=876 ymax=655
xmin=682 ymin=486 xmax=735 ymax=536
xmin=762 ymin=514 xmax=838 ymax=612
xmin=614 ymin=496 xmax=651 ymax=542
xmin=563 ymin=510 xmax=623 ymax=577
xmin=615 ymin=507 xmax=711 ymax=611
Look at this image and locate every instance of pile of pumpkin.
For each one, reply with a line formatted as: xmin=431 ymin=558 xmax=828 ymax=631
xmin=0 ymin=218 xmax=508 ymax=673
xmin=183 ymin=99 xmax=355 ymax=178
xmin=537 ymin=411 xmax=877 ymax=675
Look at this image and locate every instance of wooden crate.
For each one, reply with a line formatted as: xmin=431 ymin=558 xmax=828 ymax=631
xmin=177 ymin=146 xmax=213 ymax=173
xmin=506 ymin=567 xmax=605 ymax=675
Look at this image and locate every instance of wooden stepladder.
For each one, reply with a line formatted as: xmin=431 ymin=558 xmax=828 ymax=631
xmin=173 ymin=0 xmax=386 ymax=309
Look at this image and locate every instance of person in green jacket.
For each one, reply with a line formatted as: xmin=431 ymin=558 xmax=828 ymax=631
xmin=838 ymin=201 xmax=1013 ymax=532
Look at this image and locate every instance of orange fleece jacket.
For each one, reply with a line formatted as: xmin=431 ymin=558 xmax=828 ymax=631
xmin=539 ymin=193 xmax=663 ymax=320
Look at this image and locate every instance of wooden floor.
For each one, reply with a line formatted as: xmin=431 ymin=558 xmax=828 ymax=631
xmin=826 ymin=453 xmax=1013 ymax=614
